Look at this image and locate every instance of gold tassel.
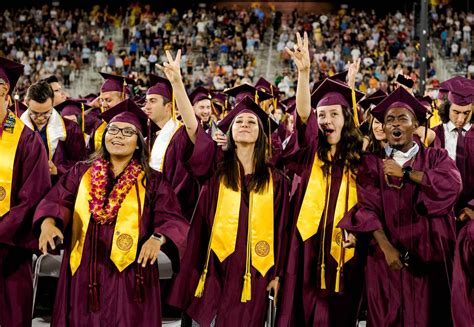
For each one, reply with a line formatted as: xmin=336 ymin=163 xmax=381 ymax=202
xmin=241 ymin=185 xmax=253 ymax=303
xmin=320 ymin=264 xmax=327 ymax=290
xmin=255 ymin=90 xmax=259 ymax=105
xmin=241 ymin=272 xmax=252 ymax=302
xmin=334 ymin=266 xmax=341 ymax=293
xmin=81 ymin=103 xmax=85 ymax=134
xmin=194 ymin=268 xmax=208 ymax=298
xmin=122 ymin=79 xmax=127 ymax=101
xmin=9 ymin=96 xmax=13 ymax=107
xmin=351 ymin=88 xmax=359 ymax=127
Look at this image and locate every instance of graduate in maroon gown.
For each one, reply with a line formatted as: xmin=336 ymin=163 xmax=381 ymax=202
xmin=431 ymin=76 xmax=474 ymax=221
xmin=87 ymin=73 xmax=134 ymax=153
xmin=0 ymin=57 xmax=51 ymax=327
xmin=340 ymin=86 xmax=462 ymax=326
xmin=34 ymin=99 xmax=189 ymax=326
xmin=451 ymin=217 xmax=474 ymax=327
xmin=160 ymin=51 xmax=289 ymax=327
xmin=277 ymin=33 xmax=366 ymax=327
xmin=144 ymin=74 xmax=200 ymax=221
xmin=21 ymin=81 xmax=86 ymax=183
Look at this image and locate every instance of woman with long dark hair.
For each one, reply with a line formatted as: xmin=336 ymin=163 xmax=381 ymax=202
xmin=277 ymin=32 xmax=366 ymax=326
xmin=34 ymin=99 xmax=189 ymax=326
xmin=160 ymin=50 xmax=290 ymax=327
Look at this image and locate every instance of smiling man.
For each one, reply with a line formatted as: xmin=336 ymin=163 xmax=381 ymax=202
xmin=20 ymin=81 xmax=86 ymax=183
xmin=432 ymin=76 xmax=474 ymax=222
xmin=340 ymin=86 xmax=462 ymax=326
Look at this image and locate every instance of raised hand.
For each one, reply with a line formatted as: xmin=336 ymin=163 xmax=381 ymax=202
xmin=285 ymin=32 xmax=311 ymax=72
xmin=156 ymin=50 xmax=182 ymax=85
xmin=347 ymin=58 xmax=360 ymax=89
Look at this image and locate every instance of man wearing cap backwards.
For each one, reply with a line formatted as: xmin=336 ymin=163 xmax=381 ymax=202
xmin=87 ymin=73 xmax=134 ymax=153
xmin=35 ymin=99 xmax=189 ymax=326
xmin=20 ymin=81 xmax=87 ymax=183
xmin=340 ymin=86 xmax=462 ymax=326
xmin=189 ymin=86 xmax=213 ymax=128
xmin=432 ymin=76 xmax=474 ymax=223
xmin=144 ymin=74 xmax=200 ymax=221
xmin=0 ymin=57 xmax=51 ymax=326
xmin=45 ymin=75 xmax=68 ymax=107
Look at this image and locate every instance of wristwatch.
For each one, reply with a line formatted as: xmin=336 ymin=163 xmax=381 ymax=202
xmin=150 ymin=233 xmax=164 ymax=243
xmin=402 ymin=166 xmax=413 ymax=182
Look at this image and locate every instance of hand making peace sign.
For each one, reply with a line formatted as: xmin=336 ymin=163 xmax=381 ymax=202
xmin=285 ymin=32 xmax=311 ymax=72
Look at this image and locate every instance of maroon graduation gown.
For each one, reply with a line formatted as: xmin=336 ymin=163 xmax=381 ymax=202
xmin=277 ymin=112 xmax=365 ymax=327
xmin=432 ymin=124 xmax=474 ymax=216
xmin=159 ymin=126 xmax=202 ymax=221
xmin=451 ymin=219 xmax=474 ymax=327
xmin=51 ymin=118 xmax=87 ymax=181
xmin=339 ymin=147 xmax=462 ymax=327
xmin=33 ymin=162 xmax=189 ymax=327
xmin=0 ymin=116 xmax=51 ymax=327
xmin=167 ymin=128 xmax=291 ymax=327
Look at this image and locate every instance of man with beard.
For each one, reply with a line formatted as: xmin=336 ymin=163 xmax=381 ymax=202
xmin=340 ymin=86 xmax=462 ymax=326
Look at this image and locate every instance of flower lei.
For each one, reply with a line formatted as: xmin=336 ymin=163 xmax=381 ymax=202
xmin=89 ymin=158 xmax=143 ymax=224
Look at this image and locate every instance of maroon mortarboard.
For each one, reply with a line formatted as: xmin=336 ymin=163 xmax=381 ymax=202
xmin=0 ymin=57 xmax=24 ymax=95
xmin=56 ymin=99 xmax=91 ymax=117
xmin=359 ymin=90 xmax=388 ymax=110
xmin=217 ymin=96 xmax=279 ymax=135
xmin=99 ymin=72 xmax=135 ymax=94
xmin=311 ymin=79 xmax=364 ymax=109
xmin=416 ymin=95 xmax=433 ymax=108
xmin=189 ymin=86 xmax=213 ymax=105
xmin=224 ymin=83 xmax=272 ymax=103
xmin=281 ymin=96 xmax=296 ymax=108
xmin=439 ymin=76 xmax=474 ymax=106
xmin=84 ymin=93 xmax=98 ymax=102
xmin=99 ymin=99 xmax=158 ymax=135
xmin=311 ymin=71 xmax=349 ymax=94
xmin=8 ymin=101 xmax=27 ymax=117
xmin=147 ymin=74 xmax=173 ymax=100
xmin=255 ymin=77 xmax=279 ymax=98
xmin=371 ymin=87 xmax=428 ymax=125
xmin=131 ymin=94 xmax=146 ymax=107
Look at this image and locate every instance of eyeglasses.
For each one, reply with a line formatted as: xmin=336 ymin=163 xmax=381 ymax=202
xmin=29 ymin=109 xmax=53 ymax=118
xmin=107 ymin=126 xmax=138 ymax=137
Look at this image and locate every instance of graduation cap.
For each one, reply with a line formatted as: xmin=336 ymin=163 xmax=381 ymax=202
xmin=224 ymin=83 xmax=272 ymax=104
xmin=371 ymin=87 xmax=428 ymax=125
xmin=99 ymin=99 xmax=158 ymax=136
xmin=209 ymin=91 xmax=228 ymax=116
xmin=0 ymin=57 xmax=24 ymax=96
xmin=84 ymin=93 xmax=98 ymax=102
xmin=189 ymin=86 xmax=213 ymax=105
xmin=255 ymin=77 xmax=279 ymax=98
xmin=311 ymin=71 xmax=349 ymax=94
xmin=416 ymin=95 xmax=433 ymax=108
xmin=439 ymin=76 xmax=474 ymax=106
xmin=217 ymin=96 xmax=279 ymax=135
xmin=147 ymin=74 xmax=173 ymax=100
xmin=99 ymin=72 xmax=135 ymax=99
xmin=359 ymin=89 xmax=388 ymax=111
xmin=56 ymin=99 xmax=92 ymax=133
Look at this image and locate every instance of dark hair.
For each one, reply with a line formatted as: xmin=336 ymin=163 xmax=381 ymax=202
xmin=365 ymin=112 xmax=385 ymax=154
xmin=88 ymin=126 xmax=152 ymax=192
xmin=439 ymin=100 xmax=474 ymax=124
xmin=317 ymin=106 xmax=364 ymax=176
xmin=44 ymin=75 xmax=59 ymax=84
xmin=216 ymin=116 xmax=271 ymax=193
xmin=26 ymin=81 xmax=54 ymax=104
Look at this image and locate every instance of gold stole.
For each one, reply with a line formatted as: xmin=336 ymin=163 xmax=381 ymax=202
xmin=70 ymin=167 xmax=146 ymax=274
xmin=195 ymin=173 xmax=274 ymax=302
xmin=93 ymin=121 xmax=107 ymax=151
xmin=296 ymin=155 xmax=357 ymax=292
xmin=0 ymin=111 xmax=24 ymax=217
xmin=429 ymin=108 xmax=441 ymax=129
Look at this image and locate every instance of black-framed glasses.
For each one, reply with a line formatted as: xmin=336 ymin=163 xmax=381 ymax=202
xmin=107 ymin=125 xmax=138 ymax=137
xmin=29 ymin=108 xmax=53 ymax=118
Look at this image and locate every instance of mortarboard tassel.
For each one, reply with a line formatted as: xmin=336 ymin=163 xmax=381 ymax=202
xmin=171 ymin=94 xmax=176 ymax=121
xmin=81 ymin=103 xmax=85 ymax=134
xmin=351 ymin=88 xmax=360 ymax=127
xmin=241 ymin=196 xmax=252 ymax=302
xmin=255 ymin=90 xmax=259 ymax=105
xmin=14 ymin=99 xmax=19 ymax=117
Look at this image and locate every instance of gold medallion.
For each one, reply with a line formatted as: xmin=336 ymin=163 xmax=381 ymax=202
xmin=335 ymin=232 xmax=342 ymax=246
xmin=0 ymin=186 xmax=6 ymax=201
xmin=255 ymin=240 xmax=270 ymax=257
xmin=116 ymin=233 xmax=133 ymax=251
